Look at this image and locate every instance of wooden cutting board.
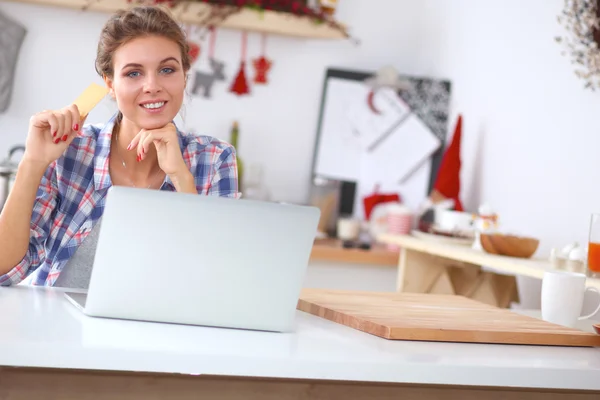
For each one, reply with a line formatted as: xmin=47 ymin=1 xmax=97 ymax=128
xmin=297 ymin=288 xmax=600 ymax=347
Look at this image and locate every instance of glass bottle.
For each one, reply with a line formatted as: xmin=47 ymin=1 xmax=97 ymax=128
xmin=230 ymin=120 xmax=244 ymax=194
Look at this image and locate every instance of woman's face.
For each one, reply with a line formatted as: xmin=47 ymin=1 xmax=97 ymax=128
xmin=105 ymin=35 xmax=186 ymax=131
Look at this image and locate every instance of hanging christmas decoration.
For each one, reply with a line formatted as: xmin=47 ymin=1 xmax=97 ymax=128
xmin=252 ymin=33 xmax=273 ymax=84
xmin=191 ymin=27 xmax=227 ymax=98
xmin=93 ymin=0 xmax=355 ymax=43
xmin=188 ymin=41 xmax=201 ymax=65
xmin=229 ymin=31 xmax=251 ymax=96
xmin=187 ymin=24 xmax=201 ymax=66
xmin=555 ymin=0 xmax=600 ymax=90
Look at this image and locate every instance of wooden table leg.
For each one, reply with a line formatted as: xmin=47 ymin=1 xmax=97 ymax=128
xmin=396 ymin=248 xmax=454 ymax=294
xmin=396 ymin=248 xmax=519 ymax=307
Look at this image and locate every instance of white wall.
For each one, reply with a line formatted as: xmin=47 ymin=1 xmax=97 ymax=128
xmin=1 ymin=0 xmax=599 ymax=259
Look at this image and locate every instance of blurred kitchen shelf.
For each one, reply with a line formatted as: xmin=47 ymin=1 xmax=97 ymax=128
xmin=310 ymin=239 xmax=399 ymax=267
xmin=8 ymin=0 xmax=349 ymax=39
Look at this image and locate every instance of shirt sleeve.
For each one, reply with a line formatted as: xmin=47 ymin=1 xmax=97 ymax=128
xmin=205 ymin=145 xmax=240 ymax=199
xmin=0 ymin=162 xmax=58 ymax=286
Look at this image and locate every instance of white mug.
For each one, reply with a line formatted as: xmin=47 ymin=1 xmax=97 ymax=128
xmin=541 ymin=270 xmax=600 ymax=328
xmin=435 ymin=209 xmax=473 ymax=232
xmin=336 ymin=217 xmax=360 ymax=241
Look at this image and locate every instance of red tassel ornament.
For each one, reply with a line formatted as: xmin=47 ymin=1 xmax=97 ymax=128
xmin=229 ymin=31 xmax=250 ymax=96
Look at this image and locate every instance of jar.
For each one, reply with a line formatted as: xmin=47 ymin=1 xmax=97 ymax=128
xmin=318 ymin=0 xmax=338 ymax=16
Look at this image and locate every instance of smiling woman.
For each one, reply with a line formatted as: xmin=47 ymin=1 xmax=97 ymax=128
xmin=0 ymin=5 xmax=240 ymax=288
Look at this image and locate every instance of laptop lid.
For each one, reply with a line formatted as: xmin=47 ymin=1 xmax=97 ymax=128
xmin=83 ymin=186 xmax=320 ymax=332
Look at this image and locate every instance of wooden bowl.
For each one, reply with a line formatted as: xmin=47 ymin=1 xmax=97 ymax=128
xmin=480 ymin=233 xmax=539 ymax=258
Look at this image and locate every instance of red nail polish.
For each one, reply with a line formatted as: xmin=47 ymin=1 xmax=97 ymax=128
xmin=73 ymin=124 xmax=79 ymax=131
xmin=54 ymin=138 xmax=60 ymax=144
xmin=52 ymin=131 xmax=57 ymax=137
xmin=62 ymin=135 xmax=68 ymax=141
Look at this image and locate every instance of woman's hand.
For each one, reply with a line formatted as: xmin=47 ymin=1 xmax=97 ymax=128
xmin=127 ymin=123 xmax=196 ymax=192
xmin=23 ymin=105 xmax=82 ymax=169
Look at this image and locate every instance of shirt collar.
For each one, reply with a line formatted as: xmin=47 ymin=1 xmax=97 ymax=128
xmin=93 ymin=114 xmax=117 ymax=191
xmin=93 ymin=114 xmax=188 ymax=191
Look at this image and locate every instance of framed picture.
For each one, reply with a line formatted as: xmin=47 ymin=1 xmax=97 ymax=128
xmin=309 ymin=67 xmax=452 ymax=217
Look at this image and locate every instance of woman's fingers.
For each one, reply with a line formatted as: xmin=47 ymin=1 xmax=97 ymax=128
xmin=29 ymin=110 xmax=50 ymax=131
xmin=127 ymin=126 xmax=176 ymax=161
xmin=46 ymin=112 xmax=60 ymax=143
xmin=68 ymin=104 xmax=81 ymax=132
xmin=61 ymin=110 xmax=72 ymax=142
xmin=51 ymin=107 xmax=83 ymax=144
xmin=56 ymin=113 xmax=66 ymax=144
xmin=136 ymin=131 xmax=150 ymax=161
xmin=126 ymin=130 xmax=147 ymax=161
xmin=127 ymin=131 xmax=143 ymax=153
xmin=140 ymin=132 xmax=160 ymax=160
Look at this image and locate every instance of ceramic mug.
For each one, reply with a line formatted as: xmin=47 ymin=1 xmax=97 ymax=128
xmin=337 ymin=217 xmax=360 ymax=241
xmin=541 ymin=270 xmax=600 ymax=328
xmin=386 ymin=204 xmax=412 ymax=251
xmin=435 ymin=209 xmax=474 ymax=232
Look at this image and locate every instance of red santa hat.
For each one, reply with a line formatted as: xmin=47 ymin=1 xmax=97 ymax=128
xmin=433 ymin=114 xmax=464 ymax=211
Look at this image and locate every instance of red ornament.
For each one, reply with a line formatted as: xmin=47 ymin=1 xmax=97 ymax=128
xmin=363 ymin=184 xmax=401 ymax=221
xmin=253 ymin=57 xmax=272 ymax=84
xmin=188 ymin=41 xmax=200 ymax=65
xmin=185 ymin=24 xmax=201 ymax=65
xmin=229 ymin=32 xmax=250 ymax=96
xmin=252 ymin=34 xmax=272 ymax=84
xmin=230 ymin=61 xmax=250 ymax=95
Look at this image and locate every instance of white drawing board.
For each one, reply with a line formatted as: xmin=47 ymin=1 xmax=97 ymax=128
xmin=311 ymin=68 xmax=451 ymax=219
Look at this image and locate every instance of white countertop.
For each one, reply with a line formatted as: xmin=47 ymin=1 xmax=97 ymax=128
xmin=1 ymin=286 xmax=600 ymax=391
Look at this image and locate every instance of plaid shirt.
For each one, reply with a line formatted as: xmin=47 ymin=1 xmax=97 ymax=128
xmin=0 ymin=114 xmax=239 ymax=287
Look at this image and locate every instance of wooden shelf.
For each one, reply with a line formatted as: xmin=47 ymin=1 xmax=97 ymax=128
xmin=378 ymin=233 xmax=600 ymax=291
xmin=310 ymin=239 xmax=399 ymax=267
xmin=8 ymin=0 xmax=348 ymax=39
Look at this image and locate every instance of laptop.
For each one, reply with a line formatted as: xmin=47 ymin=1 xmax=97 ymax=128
xmin=64 ymin=185 xmax=320 ymax=332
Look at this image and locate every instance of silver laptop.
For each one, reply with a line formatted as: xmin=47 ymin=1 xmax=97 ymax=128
xmin=64 ymin=186 xmax=320 ymax=332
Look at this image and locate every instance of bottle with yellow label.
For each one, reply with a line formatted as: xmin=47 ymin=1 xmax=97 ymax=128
xmin=230 ymin=121 xmax=244 ymax=194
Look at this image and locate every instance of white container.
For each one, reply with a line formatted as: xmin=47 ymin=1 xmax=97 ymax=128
xmin=337 ymin=217 xmax=360 ymax=241
xmin=435 ymin=209 xmax=474 ymax=232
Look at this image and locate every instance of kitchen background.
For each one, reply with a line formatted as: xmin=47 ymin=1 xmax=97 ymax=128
xmin=1 ymin=0 xmax=600 ymax=260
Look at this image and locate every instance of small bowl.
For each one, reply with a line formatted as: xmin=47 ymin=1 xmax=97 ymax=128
xmin=480 ymin=233 xmax=539 ymax=258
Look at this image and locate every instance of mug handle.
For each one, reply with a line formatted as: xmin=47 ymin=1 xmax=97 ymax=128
xmin=578 ymin=287 xmax=600 ymax=320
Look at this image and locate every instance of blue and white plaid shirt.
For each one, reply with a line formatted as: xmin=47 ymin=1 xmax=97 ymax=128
xmin=0 ymin=114 xmax=239 ymax=287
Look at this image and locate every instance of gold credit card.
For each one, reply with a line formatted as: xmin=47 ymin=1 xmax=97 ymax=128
xmin=73 ymin=83 xmax=109 ymax=118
